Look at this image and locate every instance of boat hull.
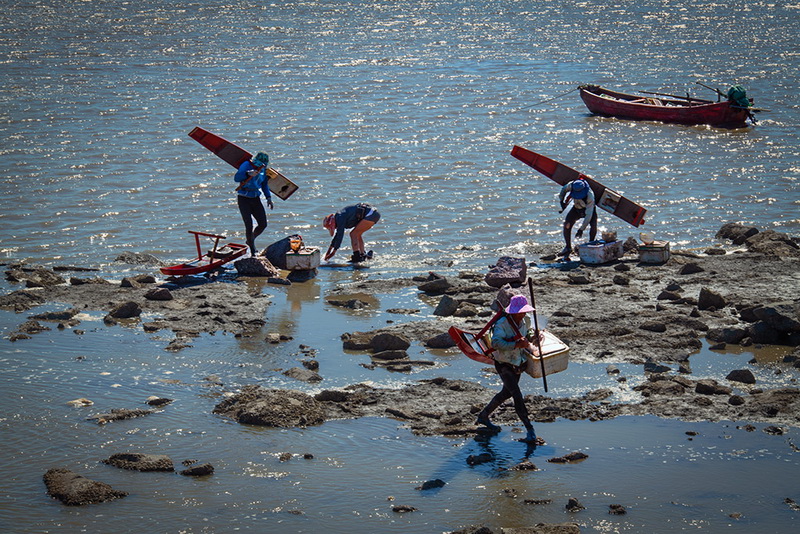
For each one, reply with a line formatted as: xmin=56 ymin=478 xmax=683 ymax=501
xmin=160 ymin=243 xmax=248 ymax=276
xmin=579 ymin=85 xmax=750 ymax=128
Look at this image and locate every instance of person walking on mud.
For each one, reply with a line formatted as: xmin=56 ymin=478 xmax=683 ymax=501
xmin=475 ymin=295 xmax=538 ymax=444
xmin=322 ymin=203 xmax=381 ymax=263
xmin=234 ymin=151 xmax=273 ymax=256
xmin=558 ymin=178 xmax=597 ymax=260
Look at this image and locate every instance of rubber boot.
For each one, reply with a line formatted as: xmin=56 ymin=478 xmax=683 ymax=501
xmin=476 ymin=412 xmax=501 ymax=432
xmin=522 ymin=428 xmax=537 ymax=443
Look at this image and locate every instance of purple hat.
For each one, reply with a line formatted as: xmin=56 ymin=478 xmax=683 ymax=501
xmin=505 ymin=295 xmax=534 ymax=314
xmin=571 ymin=179 xmax=589 ymax=199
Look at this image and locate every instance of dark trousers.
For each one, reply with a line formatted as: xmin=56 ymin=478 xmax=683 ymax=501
xmin=481 ymin=361 xmax=533 ymax=431
xmin=237 ymin=195 xmax=267 ymax=254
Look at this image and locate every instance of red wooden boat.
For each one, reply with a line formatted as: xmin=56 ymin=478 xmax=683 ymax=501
xmin=579 ymin=84 xmax=754 ymax=128
xmin=160 ymin=231 xmax=247 ymax=277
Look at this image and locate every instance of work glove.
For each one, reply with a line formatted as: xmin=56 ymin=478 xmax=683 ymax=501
xmin=575 ymin=228 xmax=584 ymax=239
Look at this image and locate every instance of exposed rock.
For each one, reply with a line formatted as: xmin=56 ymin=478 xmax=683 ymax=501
xmin=716 ymin=222 xmax=759 ymax=244
xmin=485 ymin=256 xmax=527 ymax=288
xmin=371 ymin=350 xmax=409 ymax=361
xmin=425 ymin=332 xmax=456 ymax=349
xmin=283 ymin=367 xmax=323 ymax=383
xmin=679 ymin=262 xmax=704 ymax=275
xmin=114 ymin=252 xmax=165 ymax=266
xmin=418 ymin=274 xmax=451 ymax=294
xmin=370 ymin=332 xmax=411 ymax=352
xmin=30 ymin=308 xmax=80 ymax=321
xmin=102 ymin=453 xmax=174 ymax=472
xmin=108 ymin=301 xmax=142 ymax=319
xmin=328 ymin=298 xmax=369 ymax=309
xmin=548 ymin=451 xmax=588 ymax=464
xmin=707 ymin=327 xmax=747 ymax=344
xmin=698 ymin=287 xmax=726 ymax=310
xmin=753 ymin=302 xmax=800 ymax=334
xmin=234 ymin=257 xmax=280 ymax=277
xmin=213 ymin=385 xmax=325 ymax=427
xmin=467 ymin=452 xmax=494 ymax=466
xmin=416 ymin=479 xmax=446 ymax=490
xmin=391 ymin=504 xmax=417 ymax=513
xmin=0 ymin=290 xmax=46 ymax=311
xmin=695 ymin=379 xmax=732 ymax=395
xmin=745 ymin=230 xmax=799 ymax=256
xmin=144 ymin=288 xmax=173 ymax=301
xmin=433 ymin=295 xmax=460 ymax=317
xmin=180 ymin=463 xmax=214 ymax=476
xmin=88 ymin=408 xmax=155 ymax=424
xmin=726 ymin=369 xmax=756 ymax=385
xmin=43 ymin=468 xmax=127 ymax=506
xmin=609 ymin=504 xmax=627 ymax=515
xmin=565 ymin=497 xmax=585 ymax=512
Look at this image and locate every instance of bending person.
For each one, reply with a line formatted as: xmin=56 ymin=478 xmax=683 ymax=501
xmin=558 ymin=178 xmax=597 ymax=260
xmin=234 ymin=152 xmax=273 ymax=256
xmin=475 ymin=295 xmax=538 ymax=444
xmin=323 ymin=203 xmax=381 ymax=263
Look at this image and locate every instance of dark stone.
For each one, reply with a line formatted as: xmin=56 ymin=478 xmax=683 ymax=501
xmin=108 ymin=301 xmax=142 ymax=319
xmin=695 ymin=379 xmax=732 ymax=395
xmin=213 ymin=385 xmax=325 ymax=427
xmin=102 ymin=453 xmax=174 ymax=472
xmin=283 ymin=367 xmax=323 ymax=383
xmin=234 ymin=257 xmax=280 ymax=277
xmin=726 ymin=369 xmax=756 ymax=384
xmin=640 ymin=321 xmax=667 ymax=333
xmin=425 ymin=332 xmax=456 ymax=349
xmin=180 ymin=463 xmax=214 ymax=476
xmin=433 ymin=295 xmax=460 ymax=317
xmin=609 ymin=504 xmax=627 ymax=515
xmin=728 ymin=395 xmax=745 ymax=406
xmin=371 ymin=350 xmax=409 ymax=361
xmin=144 ymin=288 xmax=173 ymax=301
xmin=613 ymin=274 xmax=630 ymax=286
xmin=753 ymin=302 xmax=800 ymax=333
xmin=485 ymin=256 xmax=527 ymax=288
xmin=466 ymin=452 xmax=494 ymax=466
xmin=644 ymin=361 xmax=671 ymax=374
xmin=748 ymin=322 xmax=782 ymax=345
xmin=416 ymin=478 xmax=446 ymax=490
xmin=43 ymin=468 xmax=127 ymax=506
xmin=679 ymin=263 xmax=704 ymax=275
xmin=370 ymin=332 xmax=411 ymax=352
xmin=657 ymin=290 xmax=681 ymax=301
xmin=707 ymin=327 xmax=747 ymax=344
xmin=565 ymin=497 xmax=585 ymax=512
xmin=548 ymin=451 xmax=588 ymax=463
xmin=698 ymin=287 xmax=726 ymax=310
xmin=715 ymin=223 xmax=759 ymax=244
xmin=115 ymin=252 xmax=165 ymax=266
xmin=568 ymin=273 xmax=590 ymax=285
xmin=418 ymin=275 xmax=451 ymax=294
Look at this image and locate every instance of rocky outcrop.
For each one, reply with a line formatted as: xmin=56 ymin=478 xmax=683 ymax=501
xmin=43 ymin=468 xmax=127 ymax=506
xmin=103 ymin=453 xmax=174 ymax=472
xmin=484 ymin=256 xmax=527 ymax=288
xmin=213 ymin=385 xmax=326 ymax=427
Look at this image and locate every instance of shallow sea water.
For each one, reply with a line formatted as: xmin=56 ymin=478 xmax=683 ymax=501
xmin=1 ymin=0 xmax=800 ymax=532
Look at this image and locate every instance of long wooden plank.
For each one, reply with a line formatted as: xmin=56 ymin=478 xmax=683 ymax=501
xmin=188 ymin=127 xmax=298 ymax=201
xmin=511 ymin=145 xmax=646 ymax=227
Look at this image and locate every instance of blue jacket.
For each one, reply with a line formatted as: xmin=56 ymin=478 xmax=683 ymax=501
xmin=491 ymin=315 xmax=532 ymax=367
xmin=235 ymin=160 xmax=272 ymax=200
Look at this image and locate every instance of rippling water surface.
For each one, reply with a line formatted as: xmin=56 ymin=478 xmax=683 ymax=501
xmin=1 ymin=1 xmax=799 ymax=532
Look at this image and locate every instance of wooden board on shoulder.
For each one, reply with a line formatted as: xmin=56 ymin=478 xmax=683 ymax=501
xmin=511 ymin=145 xmax=646 ymax=227
xmin=188 ymin=126 xmax=299 ymax=201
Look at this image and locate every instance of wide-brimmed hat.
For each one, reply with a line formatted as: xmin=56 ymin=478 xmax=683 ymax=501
xmin=571 ymin=179 xmax=588 ymax=199
xmin=505 ymin=294 xmax=534 ymax=314
xmin=253 ymin=152 xmax=269 ymax=167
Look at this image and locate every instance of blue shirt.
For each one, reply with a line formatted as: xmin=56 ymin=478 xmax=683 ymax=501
xmin=235 ymin=160 xmax=272 ymax=200
xmin=329 ymin=204 xmax=364 ymax=250
xmin=491 ymin=315 xmax=532 ymax=367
